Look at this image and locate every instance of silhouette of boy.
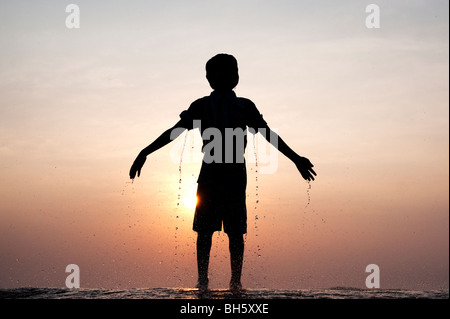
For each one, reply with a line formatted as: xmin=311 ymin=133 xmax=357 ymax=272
xmin=129 ymin=54 xmax=316 ymax=293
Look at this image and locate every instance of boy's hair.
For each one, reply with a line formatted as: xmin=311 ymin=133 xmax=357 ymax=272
xmin=206 ymin=54 xmax=239 ymax=91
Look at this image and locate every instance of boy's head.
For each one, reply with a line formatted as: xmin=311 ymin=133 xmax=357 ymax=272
xmin=206 ymin=54 xmax=239 ymax=91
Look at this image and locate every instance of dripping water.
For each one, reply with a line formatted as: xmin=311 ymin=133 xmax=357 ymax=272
xmin=252 ymin=134 xmax=259 ymax=239
xmin=305 ymin=181 xmax=311 ymax=208
xmin=177 ymin=131 xmax=189 ymax=207
xmin=174 ymin=131 xmax=189 ymax=287
xmin=252 ymin=133 xmax=265 ymax=287
xmin=252 ymin=133 xmax=259 ymax=209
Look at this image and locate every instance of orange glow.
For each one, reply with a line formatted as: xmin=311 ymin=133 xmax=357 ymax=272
xmin=0 ymin=0 xmax=448 ymax=291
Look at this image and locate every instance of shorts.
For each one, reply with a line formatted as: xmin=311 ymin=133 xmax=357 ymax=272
xmin=193 ymin=178 xmax=247 ymax=235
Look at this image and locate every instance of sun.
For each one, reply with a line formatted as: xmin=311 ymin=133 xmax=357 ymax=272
xmin=180 ymin=183 xmax=198 ymax=211
xmin=183 ymin=194 xmax=198 ymax=210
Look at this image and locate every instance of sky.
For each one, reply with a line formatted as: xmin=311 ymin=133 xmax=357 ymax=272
xmin=0 ymin=0 xmax=448 ymax=291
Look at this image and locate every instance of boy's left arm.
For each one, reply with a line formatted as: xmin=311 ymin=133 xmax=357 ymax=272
xmin=258 ymin=123 xmax=317 ymax=181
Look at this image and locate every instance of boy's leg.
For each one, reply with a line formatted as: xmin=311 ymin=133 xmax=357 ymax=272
xmin=196 ymin=231 xmax=213 ymax=289
xmin=228 ymin=233 xmax=244 ymax=290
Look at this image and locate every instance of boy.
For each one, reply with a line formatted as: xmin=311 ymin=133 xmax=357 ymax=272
xmin=129 ymin=54 xmax=316 ymax=293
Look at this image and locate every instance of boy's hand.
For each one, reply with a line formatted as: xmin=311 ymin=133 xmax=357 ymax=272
xmin=129 ymin=153 xmax=147 ymax=179
xmin=294 ymin=156 xmax=317 ymax=182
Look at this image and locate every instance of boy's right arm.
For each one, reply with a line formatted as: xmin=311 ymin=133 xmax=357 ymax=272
xmin=129 ymin=120 xmax=187 ymax=179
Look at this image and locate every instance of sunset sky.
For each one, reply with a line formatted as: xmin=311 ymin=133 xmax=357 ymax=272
xmin=0 ymin=0 xmax=448 ymax=290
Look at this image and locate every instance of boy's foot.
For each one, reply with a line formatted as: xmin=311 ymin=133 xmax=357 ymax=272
xmin=196 ymin=278 xmax=209 ymax=294
xmin=229 ymin=280 xmax=243 ymax=294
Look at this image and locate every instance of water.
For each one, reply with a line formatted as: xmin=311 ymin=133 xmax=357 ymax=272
xmin=251 ymin=134 xmax=265 ymax=284
xmin=177 ymin=131 xmax=189 ymax=207
xmin=174 ymin=131 xmax=190 ymax=284
xmin=0 ymin=287 xmax=447 ymax=299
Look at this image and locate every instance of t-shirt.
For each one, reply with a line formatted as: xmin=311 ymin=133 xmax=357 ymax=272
xmin=179 ymin=90 xmax=266 ymax=184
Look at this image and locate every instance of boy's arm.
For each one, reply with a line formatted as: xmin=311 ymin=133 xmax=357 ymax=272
xmin=129 ymin=120 xmax=187 ymax=179
xmin=258 ymin=123 xmax=317 ymax=181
